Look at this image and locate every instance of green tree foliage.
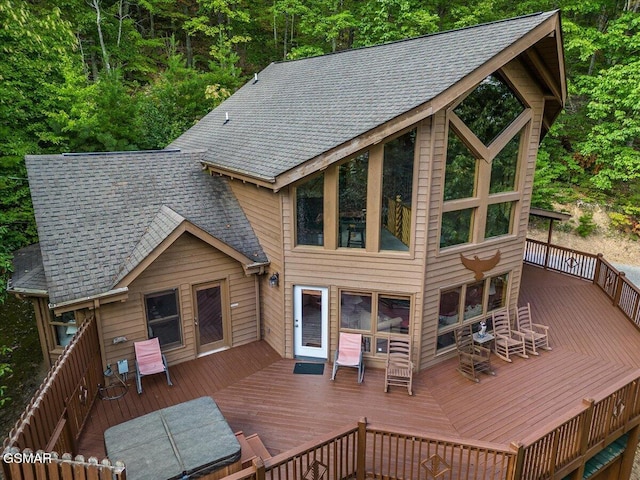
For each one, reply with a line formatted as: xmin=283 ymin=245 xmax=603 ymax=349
xmin=2 ymin=0 xmax=640 ymax=295
xmin=0 ymin=1 xmax=79 ymax=295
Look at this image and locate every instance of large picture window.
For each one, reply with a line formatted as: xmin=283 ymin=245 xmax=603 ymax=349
xmin=440 ymin=73 xmax=529 ymax=249
xmin=381 ymin=130 xmax=415 ymax=250
xmin=296 ymin=174 xmax=324 ymax=246
xmin=339 ymin=153 xmax=368 ymax=248
xmin=145 ymin=289 xmax=182 ymax=349
xmin=436 ymin=273 xmax=509 ymax=352
xmin=294 ymin=128 xmax=416 ymax=252
xmin=340 ymin=290 xmax=410 ymax=355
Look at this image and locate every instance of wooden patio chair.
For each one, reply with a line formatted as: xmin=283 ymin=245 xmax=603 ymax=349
xmin=134 ymin=337 xmax=173 ymax=394
xmin=384 ymin=336 xmax=414 ymax=395
xmin=454 ymin=324 xmax=495 ymax=382
xmin=516 ymin=303 xmax=552 ymax=355
xmin=331 ymin=332 xmax=365 ymax=383
xmin=491 ymin=308 xmax=528 ymax=362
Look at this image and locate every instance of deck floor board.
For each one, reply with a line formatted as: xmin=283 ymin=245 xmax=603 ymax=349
xmin=76 ymin=265 xmax=640 ymax=461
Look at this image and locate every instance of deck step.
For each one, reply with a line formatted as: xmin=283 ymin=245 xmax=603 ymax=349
xmin=246 ymin=433 xmax=271 ymax=461
xmin=235 ymin=431 xmax=271 ymax=468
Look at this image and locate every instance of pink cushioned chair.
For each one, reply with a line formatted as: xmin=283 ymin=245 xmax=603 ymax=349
xmin=134 ymin=337 xmax=173 ymax=394
xmin=331 ymin=332 xmax=365 ymax=383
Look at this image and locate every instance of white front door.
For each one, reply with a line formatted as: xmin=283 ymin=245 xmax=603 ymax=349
xmin=293 ymin=285 xmax=329 ymax=359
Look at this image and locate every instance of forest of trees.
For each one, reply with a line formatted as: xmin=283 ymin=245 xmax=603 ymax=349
xmin=1 ymin=0 xmax=640 ymax=293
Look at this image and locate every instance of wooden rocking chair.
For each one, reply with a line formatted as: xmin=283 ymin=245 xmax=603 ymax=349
xmin=454 ymin=324 xmax=495 ymax=382
xmin=492 ymin=308 xmax=528 ymax=362
xmin=384 ymin=336 xmax=414 ymax=395
xmin=516 ymin=303 xmax=552 ymax=355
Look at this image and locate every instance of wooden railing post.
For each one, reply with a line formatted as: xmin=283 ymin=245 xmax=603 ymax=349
xmin=593 ymin=254 xmax=603 ymax=286
xmin=507 ymin=442 xmax=525 ymax=480
xmin=614 ymin=272 xmax=626 ymax=307
xmin=619 ymin=424 xmax=640 ymax=480
xmin=356 ymin=417 xmax=367 ymax=480
xmin=570 ymin=398 xmax=595 ymax=480
xmin=253 ymin=457 xmax=265 ymax=480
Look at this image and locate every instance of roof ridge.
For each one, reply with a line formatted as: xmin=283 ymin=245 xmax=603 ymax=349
xmin=271 ymin=10 xmax=553 ymax=66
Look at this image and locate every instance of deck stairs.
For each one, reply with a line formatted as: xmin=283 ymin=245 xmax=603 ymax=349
xmin=235 ymin=431 xmax=272 ymax=468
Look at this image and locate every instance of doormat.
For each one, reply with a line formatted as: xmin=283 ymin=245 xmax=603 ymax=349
xmin=293 ymin=362 xmax=325 ymax=375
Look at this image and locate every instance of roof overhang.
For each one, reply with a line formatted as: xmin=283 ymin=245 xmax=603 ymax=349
xmin=202 ymin=12 xmax=565 ymax=192
xmin=114 ymin=220 xmax=269 ymax=290
xmin=529 ymin=207 xmax=571 ymax=221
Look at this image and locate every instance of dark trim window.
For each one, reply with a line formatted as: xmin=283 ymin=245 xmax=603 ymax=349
xmin=145 ymin=289 xmax=182 ymax=349
xmin=296 ymin=174 xmax=324 ymax=246
xmin=436 ymin=273 xmax=509 ymax=352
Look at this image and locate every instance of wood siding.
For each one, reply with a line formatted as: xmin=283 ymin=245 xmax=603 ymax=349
xmin=279 ymin=119 xmax=431 ymax=366
xmin=99 ymin=232 xmax=258 ymax=369
xmin=419 ymin=57 xmax=546 ymax=369
xmin=228 ymin=180 xmax=285 ymax=356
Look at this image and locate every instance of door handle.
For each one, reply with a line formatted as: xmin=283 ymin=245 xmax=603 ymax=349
xmin=194 ymin=317 xmax=198 ymax=326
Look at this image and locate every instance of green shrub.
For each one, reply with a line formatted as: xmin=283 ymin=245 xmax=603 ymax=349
xmin=575 ymin=212 xmax=597 ymax=237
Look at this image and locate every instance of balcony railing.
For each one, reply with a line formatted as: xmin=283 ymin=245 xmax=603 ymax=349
xmin=524 ymin=238 xmax=640 ymax=330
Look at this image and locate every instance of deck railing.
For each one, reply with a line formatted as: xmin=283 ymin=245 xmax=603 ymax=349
xmin=525 ymin=238 xmax=640 ymax=330
xmin=222 ymin=420 xmax=518 ymax=480
xmin=1 ymin=314 xmax=125 ymax=480
xmin=518 ymin=371 xmax=640 ymax=480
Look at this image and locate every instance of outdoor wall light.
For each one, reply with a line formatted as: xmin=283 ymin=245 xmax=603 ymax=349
xmin=269 ymin=272 xmax=280 ymax=288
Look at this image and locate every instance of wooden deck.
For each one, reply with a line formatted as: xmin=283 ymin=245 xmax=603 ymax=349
xmin=76 ymin=264 xmax=640 ymax=462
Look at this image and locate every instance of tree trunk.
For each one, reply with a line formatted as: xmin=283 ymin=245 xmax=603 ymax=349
xmin=89 ymin=0 xmax=111 ymax=73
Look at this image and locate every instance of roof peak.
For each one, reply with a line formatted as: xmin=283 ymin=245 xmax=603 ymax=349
xmin=271 ymin=11 xmax=554 ymax=66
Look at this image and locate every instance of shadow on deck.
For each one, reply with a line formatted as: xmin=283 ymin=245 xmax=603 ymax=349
xmin=77 ymin=264 xmax=640 ymax=460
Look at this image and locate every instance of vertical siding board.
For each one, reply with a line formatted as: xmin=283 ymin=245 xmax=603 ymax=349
xmin=100 ymin=233 xmax=258 ymax=368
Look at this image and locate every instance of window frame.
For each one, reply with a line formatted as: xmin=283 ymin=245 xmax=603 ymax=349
xmin=144 ymin=288 xmax=183 ymax=350
xmin=292 ymin=125 xmax=420 ymax=255
xmin=436 ymin=272 xmax=510 ymax=353
xmin=49 ymin=310 xmax=77 ymax=349
xmin=339 ymin=289 xmax=411 ymax=356
xmin=439 ymin=70 xmax=532 ymax=251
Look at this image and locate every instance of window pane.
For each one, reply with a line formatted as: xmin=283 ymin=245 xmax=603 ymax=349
xmin=453 ymin=74 xmax=524 ymax=146
xmin=52 ymin=311 xmax=76 ymax=347
xmin=375 ymin=338 xmax=388 ymax=354
xmin=439 ymin=288 xmax=461 ymax=329
xmin=444 ymin=130 xmax=476 ymax=201
xmin=440 ymin=209 xmax=473 ymax=248
xmin=146 ymin=292 xmax=177 ymax=319
xmin=145 ymin=290 xmax=182 ymax=348
xmin=437 ymin=331 xmax=456 ymax=351
xmin=488 ymin=273 xmax=508 ymax=311
xmin=485 ymin=202 xmax=513 ymax=239
xmin=296 ymin=174 xmax=324 ymax=246
xmin=340 ymin=292 xmax=372 ymax=330
xmin=464 ymin=281 xmax=484 ymax=320
xmin=381 ymin=130 xmax=415 ymax=250
xmin=490 ymin=131 xmax=521 ymax=194
xmin=339 ymin=153 xmax=368 ymax=248
xmin=377 ymin=296 xmax=409 ymax=334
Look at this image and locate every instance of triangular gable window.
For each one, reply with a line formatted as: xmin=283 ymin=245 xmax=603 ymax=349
xmin=453 ymin=74 xmax=524 ymax=147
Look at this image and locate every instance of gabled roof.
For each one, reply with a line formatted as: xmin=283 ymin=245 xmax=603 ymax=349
xmin=169 ymin=11 xmax=564 ymax=189
xmin=24 ymin=150 xmax=268 ymax=305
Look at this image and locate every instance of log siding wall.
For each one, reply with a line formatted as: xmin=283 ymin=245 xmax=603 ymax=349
xmin=100 ymin=233 xmax=259 ymax=369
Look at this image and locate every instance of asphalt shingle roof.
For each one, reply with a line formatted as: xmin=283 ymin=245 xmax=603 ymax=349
xmin=25 ymin=151 xmax=267 ymax=305
xmin=8 ymin=243 xmax=47 ymax=294
xmin=169 ymin=11 xmax=556 ymax=182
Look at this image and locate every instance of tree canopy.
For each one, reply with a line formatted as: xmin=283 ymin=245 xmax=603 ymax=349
xmin=1 ymin=0 xmax=640 ymax=295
